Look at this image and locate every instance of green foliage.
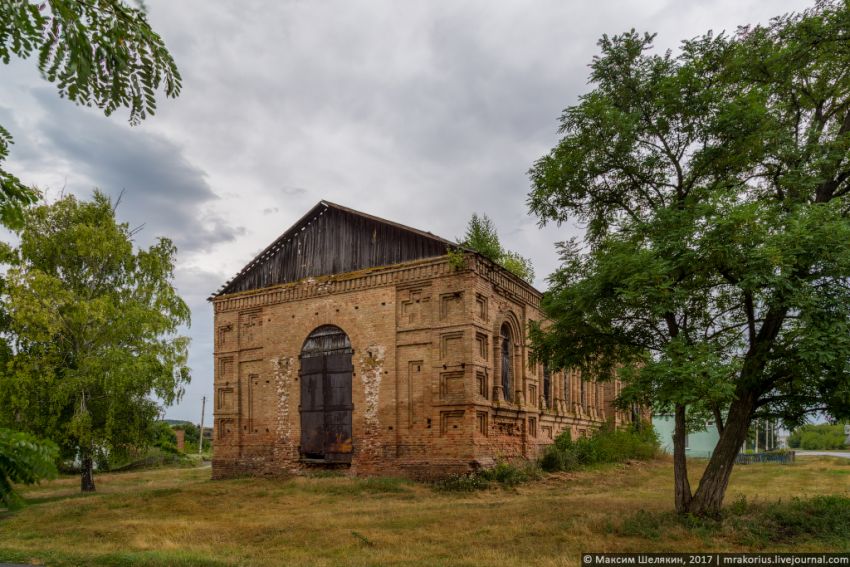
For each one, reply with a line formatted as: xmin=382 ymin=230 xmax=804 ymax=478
xmin=539 ymin=424 xmax=659 ymax=472
xmin=0 ymin=427 xmax=58 ymax=510
xmin=788 ymin=423 xmax=848 ymax=450
xmin=459 ymin=214 xmax=503 ymax=262
xmin=0 ymin=1 xmax=181 ymax=124
xmin=527 ymin=1 xmax=850 ymax=513
xmin=434 ymin=461 xmax=541 ymax=492
xmin=149 ymin=421 xmax=178 ymax=454
xmin=0 ymin=125 xmax=37 ymax=228
xmin=433 ymin=471 xmax=492 ymax=492
xmin=0 ymin=192 xmax=191 ymax=489
xmin=107 ymin=447 xmax=191 ymax=472
xmin=445 ymin=247 xmax=467 ymax=271
xmin=457 ymin=213 xmax=535 ymax=283
xmin=172 ymin=421 xmax=199 ymax=451
xmin=0 ymin=0 xmax=180 ymax=227
xmin=480 ymin=460 xmax=542 ymax=486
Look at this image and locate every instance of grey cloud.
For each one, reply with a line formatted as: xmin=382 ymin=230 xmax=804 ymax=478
xmin=3 ymin=0 xmax=812 ymax=423
xmin=28 ymin=88 xmax=240 ymax=254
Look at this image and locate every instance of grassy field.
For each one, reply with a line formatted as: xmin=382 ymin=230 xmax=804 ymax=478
xmin=1 ymin=457 xmax=848 ymax=566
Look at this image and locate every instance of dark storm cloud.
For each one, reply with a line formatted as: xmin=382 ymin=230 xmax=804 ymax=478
xmin=28 ymin=88 xmax=243 ymax=254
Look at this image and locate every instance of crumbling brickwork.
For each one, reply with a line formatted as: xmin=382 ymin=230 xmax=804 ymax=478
xmin=211 ymin=253 xmax=638 ymax=479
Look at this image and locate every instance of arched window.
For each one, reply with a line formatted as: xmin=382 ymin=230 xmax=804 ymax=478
xmin=501 ymin=323 xmax=512 ymax=402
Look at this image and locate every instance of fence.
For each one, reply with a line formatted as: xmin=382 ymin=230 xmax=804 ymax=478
xmin=735 ymin=451 xmax=795 ymax=465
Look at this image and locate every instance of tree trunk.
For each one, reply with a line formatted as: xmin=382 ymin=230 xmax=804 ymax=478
xmin=80 ymin=451 xmax=96 ymax=492
xmin=688 ymin=393 xmax=754 ymax=516
xmin=673 ymin=404 xmax=692 ymax=514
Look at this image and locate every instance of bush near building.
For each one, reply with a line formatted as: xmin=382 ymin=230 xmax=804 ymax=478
xmin=540 ymin=423 xmax=659 ymax=472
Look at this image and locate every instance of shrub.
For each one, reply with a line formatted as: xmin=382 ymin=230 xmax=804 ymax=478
xmin=788 ymin=423 xmax=848 ymax=450
xmin=480 ymin=461 xmax=541 ymax=486
xmin=540 ymin=422 xmax=659 ymax=472
xmin=149 ymin=421 xmax=179 ymax=454
xmin=433 ymin=472 xmax=491 ymax=492
xmin=434 ymin=461 xmax=541 ymax=492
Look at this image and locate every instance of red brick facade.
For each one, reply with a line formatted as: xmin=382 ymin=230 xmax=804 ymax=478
xmin=211 ymin=252 xmax=637 ymax=479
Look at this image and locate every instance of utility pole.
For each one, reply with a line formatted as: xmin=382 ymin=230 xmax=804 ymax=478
xmin=198 ymin=395 xmax=206 ymax=458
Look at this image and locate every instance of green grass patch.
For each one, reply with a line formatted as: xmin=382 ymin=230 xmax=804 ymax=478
xmin=616 ymin=495 xmax=850 ymax=548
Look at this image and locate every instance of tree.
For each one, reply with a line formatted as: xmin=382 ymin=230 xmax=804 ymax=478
xmin=0 ymin=427 xmax=58 ymax=509
xmin=459 ymin=213 xmax=535 ymax=283
xmin=788 ymin=423 xmax=848 ymax=450
xmin=0 ymin=0 xmax=181 ymax=226
xmin=528 ymin=2 xmax=850 ymax=516
xmin=0 ymin=192 xmax=191 ymax=492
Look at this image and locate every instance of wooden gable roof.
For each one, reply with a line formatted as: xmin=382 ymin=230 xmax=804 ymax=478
xmin=212 ymin=201 xmax=456 ymax=297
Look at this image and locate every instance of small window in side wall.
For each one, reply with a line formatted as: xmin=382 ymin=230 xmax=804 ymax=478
xmin=543 ymin=363 xmax=551 ymax=408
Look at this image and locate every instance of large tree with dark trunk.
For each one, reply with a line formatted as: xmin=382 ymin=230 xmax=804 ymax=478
xmin=528 ymin=1 xmax=850 ymax=516
xmin=0 ymin=193 xmax=190 ymax=492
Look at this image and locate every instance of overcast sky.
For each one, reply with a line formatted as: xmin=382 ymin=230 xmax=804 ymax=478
xmin=0 ymin=0 xmax=811 ymax=422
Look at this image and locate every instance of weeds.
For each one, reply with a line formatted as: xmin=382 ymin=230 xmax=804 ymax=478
xmin=437 ymin=424 xmax=655 ymax=491
xmin=433 ymin=461 xmax=542 ymax=492
xmin=540 ymin=422 xmax=659 ymax=472
xmin=616 ymin=495 xmax=850 ymax=547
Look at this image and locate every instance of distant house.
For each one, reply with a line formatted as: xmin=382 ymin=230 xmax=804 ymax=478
xmin=209 ymin=201 xmax=641 ymax=479
xmin=653 ymin=414 xmax=781 ymax=457
xmin=653 ymin=415 xmax=720 ymax=458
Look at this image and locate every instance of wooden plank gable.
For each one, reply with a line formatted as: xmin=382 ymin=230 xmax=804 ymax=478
xmin=213 ymin=201 xmax=455 ymax=297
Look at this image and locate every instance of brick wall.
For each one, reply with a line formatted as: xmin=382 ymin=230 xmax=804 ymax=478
xmin=211 ymin=254 xmax=617 ymax=480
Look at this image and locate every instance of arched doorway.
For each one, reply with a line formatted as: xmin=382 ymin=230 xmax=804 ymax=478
xmin=300 ymin=325 xmax=353 ymax=463
xmin=501 ymin=323 xmax=513 ymax=402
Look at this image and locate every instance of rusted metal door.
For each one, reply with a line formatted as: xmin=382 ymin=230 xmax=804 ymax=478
xmin=300 ymin=326 xmax=353 ymax=462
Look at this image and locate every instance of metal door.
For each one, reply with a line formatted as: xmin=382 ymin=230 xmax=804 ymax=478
xmin=300 ymin=326 xmax=353 ymax=462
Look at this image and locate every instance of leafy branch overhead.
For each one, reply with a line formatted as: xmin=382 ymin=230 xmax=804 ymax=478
xmin=0 ymin=0 xmax=182 ymax=226
xmin=1 ymin=0 xmax=181 ymax=123
xmin=0 ymin=427 xmax=58 ymax=509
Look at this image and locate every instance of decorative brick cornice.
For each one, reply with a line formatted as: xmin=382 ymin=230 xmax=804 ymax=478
xmin=212 ymin=256 xmax=454 ymax=313
xmin=467 ymin=255 xmax=541 ymax=309
xmin=212 ymin=253 xmax=542 ymax=313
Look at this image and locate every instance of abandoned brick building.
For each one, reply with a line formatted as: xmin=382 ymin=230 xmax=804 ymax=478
xmin=210 ymin=201 xmax=637 ymax=478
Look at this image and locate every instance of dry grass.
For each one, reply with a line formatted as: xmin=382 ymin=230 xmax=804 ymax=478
xmin=1 ymin=457 xmax=848 ymax=566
